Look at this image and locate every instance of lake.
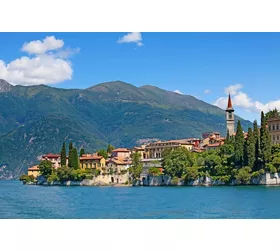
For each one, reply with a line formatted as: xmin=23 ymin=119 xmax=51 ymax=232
xmin=1 ymin=181 xmax=280 ymax=219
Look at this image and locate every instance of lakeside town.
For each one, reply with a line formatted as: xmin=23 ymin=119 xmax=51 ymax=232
xmin=20 ymin=94 xmax=280 ymax=186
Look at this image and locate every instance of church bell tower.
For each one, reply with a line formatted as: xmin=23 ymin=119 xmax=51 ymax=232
xmin=226 ymin=93 xmax=235 ymax=136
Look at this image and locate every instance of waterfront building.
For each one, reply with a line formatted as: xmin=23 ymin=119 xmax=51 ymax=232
xmin=131 ymin=145 xmax=148 ymax=159
xmin=41 ymin=153 xmax=62 ymax=169
xmin=107 ymin=156 xmax=132 ymax=174
xmin=79 ymin=154 xmax=106 ymax=170
xmin=267 ymin=116 xmax=280 ymax=144
xmin=226 ymin=93 xmax=235 ymax=136
xmin=111 ymin=148 xmax=131 ymax=158
xmin=144 ymin=139 xmax=194 ymax=159
xmin=27 ymin=165 xmax=40 ymax=178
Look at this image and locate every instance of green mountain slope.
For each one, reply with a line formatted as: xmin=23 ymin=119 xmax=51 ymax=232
xmin=0 ymin=79 xmax=252 ymax=179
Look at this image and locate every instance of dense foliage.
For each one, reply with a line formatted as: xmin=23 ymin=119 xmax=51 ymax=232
xmin=97 ymin=149 xmax=109 ymax=159
xmin=129 ymin=152 xmax=143 ymax=180
xmin=162 ymin=111 xmax=277 ymax=185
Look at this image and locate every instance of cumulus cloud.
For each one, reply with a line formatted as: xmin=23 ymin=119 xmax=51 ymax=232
xmin=117 ymin=32 xmax=143 ymax=46
xmin=0 ymin=36 xmax=79 ymax=86
xmin=214 ymin=83 xmax=280 ymax=114
xmin=174 ymin=90 xmax=183 ymax=95
xmin=204 ymin=89 xmax=211 ymax=94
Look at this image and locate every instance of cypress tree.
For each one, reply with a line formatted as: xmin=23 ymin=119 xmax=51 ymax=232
xmin=260 ymin=111 xmax=272 ymax=166
xmin=72 ymin=148 xmax=79 ymax=169
xmin=61 ymin=142 xmax=67 ymax=167
xmin=234 ymin=120 xmax=245 ymax=167
xmin=225 ymin=129 xmax=230 ymax=144
xmin=69 ymin=141 xmax=73 ymax=153
xmin=245 ymin=128 xmax=255 ymax=169
xmin=253 ymin=120 xmax=260 ymax=170
xmin=79 ymin=148 xmax=85 ymax=157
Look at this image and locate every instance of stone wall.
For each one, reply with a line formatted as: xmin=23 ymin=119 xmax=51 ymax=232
xmin=134 ymin=173 xmax=280 ymax=186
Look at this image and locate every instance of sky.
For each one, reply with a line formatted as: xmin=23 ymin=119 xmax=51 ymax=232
xmin=0 ymin=32 xmax=280 ymax=122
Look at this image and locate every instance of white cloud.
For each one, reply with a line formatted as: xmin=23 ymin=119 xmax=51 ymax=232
xmin=204 ymin=89 xmax=211 ymax=94
xmin=174 ymin=90 xmax=183 ymax=95
xmin=0 ymin=36 xmax=78 ymax=86
xmin=214 ymin=84 xmax=280 ymax=114
xmin=224 ymin=83 xmax=243 ymax=95
xmin=117 ymin=32 xmax=143 ymax=46
xmin=22 ymin=36 xmax=64 ymax=54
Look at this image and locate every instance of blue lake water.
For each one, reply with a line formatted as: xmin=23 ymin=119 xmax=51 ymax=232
xmin=1 ymin=181 xmax=280 ymax=219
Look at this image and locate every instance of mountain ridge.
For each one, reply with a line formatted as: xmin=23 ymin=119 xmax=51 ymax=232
xmin=0 ymin=79 xmax=252 ymax=179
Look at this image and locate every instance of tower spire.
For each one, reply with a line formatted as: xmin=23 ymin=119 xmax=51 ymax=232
xmin=227 ymin=93 xmax=234 ymax=110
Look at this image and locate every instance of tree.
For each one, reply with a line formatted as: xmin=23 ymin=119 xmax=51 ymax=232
xmin=162 ymin=147 xmax=194 ymax=178
xmin=38 ymin=160 xmax=53 ymax=177
xmin=253 ymin=120 xmax=260 ymax=171
xmin=260 ymin=111 xmax=272 ymax=166
xmin=68 ymin=147 xmax=79 ymax=169
xmin=265 ymin=108 xmax=280 ymax=119
xmin=225 ymin=129 xmax=230 ymax=144
xmin=61 ymin=142 xmax=67 ymax=167
xmin=69 ymin=141 xmax=73 ymax=154
xmin=234 ymin=120 xmax=245 ymax=167
xmin=183 ymin=167 xmax=199 ymax=181
xmin=107 ymin=144 xmax=115 ymax=154
xmin=79 ymin=148 xmax=85 ymax=157
xmin=148 ymin=167 xmax=161 ymax=176
xmin=204 ymin=154 xmax=222 ymax=176
xmin=98 ymin=149 xmax=108 ymax=159
xmin=235 ymin=166 xmax=251 ymax=185
xmin=128 ymin=152 xmax=143 ymax=180
xmin=245 ymin=128 xmax=255 ymax=169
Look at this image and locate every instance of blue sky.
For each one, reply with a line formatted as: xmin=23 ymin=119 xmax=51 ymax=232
xmin=0 ymin=32 xmax=280 ymax=122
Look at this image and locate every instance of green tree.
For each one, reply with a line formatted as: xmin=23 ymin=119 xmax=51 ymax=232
xmin=162 ymin=147 xmax=194 ymax=178
xmin=265 ymin=108 xmax=280 ymax=119
xmin=148 ymin=167 xmax=161 ymax=176
xmin=68 ymin=147 xmax=79 ymax=169
xmin=234 ymin=120 xmax=245 ymax=167
xmin=204 ymin=153 xmax=222 ymax=176
xmin=38 ymin=160 xmax=53 ymax=177
xmin=245 ymin=128 xmax=255 ymax=169
xmin=183 ymin=167 xmax=199 ymax=181
xmin=60 ymin=142 xmax=67 ymax=167
xmin=260 ymin=111 xmax=272 ymax=166
xmin=79 ymin=148 xmax=85 ymax=157
xmin=107 ymin=144 xmax=115 ymax=154
xmin=69 ymin=141 xmax=73 ymax=154
xmin=98 ymin=149 xmax=109 ymax=159
xmin=253 ymin=120 xmax=260 ymax=171
xmin=128 ymin=152 xmax=143 ymax=180
xmin=235 ymin=166 xmax=251 ymax=185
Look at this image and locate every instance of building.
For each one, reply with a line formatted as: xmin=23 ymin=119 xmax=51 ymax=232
xmin=111 ymin=148 xmax=131 ymax=158
xmin=226 ymin=93 xmax=235 ymax=136
xmin=41 ymin=153 xmax=61 ymax=169
xmin=131 ymin=145 xmax=147 ymax=159
xmin=144 ymin=139 xmax=194 ymax=159
xmin=267 ymin=117 xmax=280 ymax=144
xmin=107 ymin=156 xmax=132 ymax=174
xmin=27 ymin=165 xmax=40 ymax=178
xmin=79 ymin=154 xmax=106 ymax=170
xmin=141 ymin=158 xmax=162 ymax=175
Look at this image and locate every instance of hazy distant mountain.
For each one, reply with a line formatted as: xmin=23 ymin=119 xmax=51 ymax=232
xmin=0 ymin=79 xmax=252 ymax=179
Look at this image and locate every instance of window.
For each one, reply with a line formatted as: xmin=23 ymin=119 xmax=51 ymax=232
xmin=277 ymin=124 xmax=279 ymax=130
xmin=273 ymin=125 xmax=275 ymax=131
xmin=269 ymin=125 xmax=271 ymax=131
xmin=273 ymin=135 xmax=275 ymax=141
xmin=277 ymin=135 xmax=279 ymax=141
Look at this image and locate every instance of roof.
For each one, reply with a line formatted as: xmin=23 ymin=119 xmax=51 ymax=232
xmin=28 ymin=165 xmax=39 ymax=171
xmin=227 ymin=93 xmax=234 ymax=110
xmin=80 ymin=155 xmax=104 ymax=160
xmin=108 ymin=157 xmax=132 ymax=165
xmin=42 ymin=154 xmax=60 ymax=159
xmin=112 ymin=148 xmax=130 ymax=152
xmin=206 ymin=143 xmax=222 ymax=147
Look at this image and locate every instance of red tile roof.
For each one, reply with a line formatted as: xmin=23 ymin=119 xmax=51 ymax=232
xmin=112 ymin=148 xmax=130 ymax=152
xmin=79 ymin=155 xmax=104 ymax=160
xmin=42 ymin=154 xmax=60 ymax=159
xmin=28 ymin=165 xmax=39 ymax=171
xmin=227 ymin=93 xmax=233 ymax=110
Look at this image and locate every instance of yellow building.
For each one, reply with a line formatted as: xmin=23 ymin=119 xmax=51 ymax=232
xmin=79 ymin=154 xmax=106 ymax=170
xmin=267 ymin=117 xmax=280 ymax=145
xmin=27 ymin=165 xmax=40 ymax=178
xmin=131 ymin=145 xmax=147 ymax=159
xmin=144 ymin=139 xmax=194 ymax=159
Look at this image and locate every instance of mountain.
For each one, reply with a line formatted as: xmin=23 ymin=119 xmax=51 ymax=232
xmin=0 ymin=79 xmax=252 ymax=179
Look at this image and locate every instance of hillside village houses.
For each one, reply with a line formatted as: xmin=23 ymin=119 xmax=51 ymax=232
xmin=28 ymin=93 xmax=274 ymax=184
